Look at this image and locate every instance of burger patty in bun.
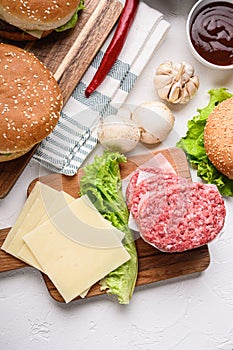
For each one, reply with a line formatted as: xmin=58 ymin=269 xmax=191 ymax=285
xmin=0 ymin=19 xmax=53 ymax=41
xmin=204 ymin=97 xmax=233 ymax=179
xmin=0 ymin=0 xmax=84 ymax=41
xmin=0 ymin=43 xmax=63 ymax=162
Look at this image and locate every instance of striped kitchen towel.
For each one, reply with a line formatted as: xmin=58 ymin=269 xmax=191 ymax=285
xmin=34 ymin=2 xmax=170 ymax=175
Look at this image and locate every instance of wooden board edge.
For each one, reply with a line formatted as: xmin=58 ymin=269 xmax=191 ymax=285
xmin=0 ymin=228 xmax=28 ymax=271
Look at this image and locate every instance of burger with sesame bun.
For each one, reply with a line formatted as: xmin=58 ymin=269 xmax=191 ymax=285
xmin=177 ymin=88 xmax=233 ymax=197
xmin=0 ymin=43 xmax=63 ymax=162
xmin=204 ymin=97 xmax=233 ymax=180
xmin=0 ymin=0 xmax=84 ymax=41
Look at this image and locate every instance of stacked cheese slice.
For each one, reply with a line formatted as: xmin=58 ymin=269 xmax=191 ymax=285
xmin=1 ymin=182 xmax=130 ymax=303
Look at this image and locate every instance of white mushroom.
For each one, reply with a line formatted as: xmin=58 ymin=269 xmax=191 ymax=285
xmin=154 ymin=60 xmax=199 ymax=104
xmin=97 ymin=114 xmax=140 ymax=153
xmin=131 ymin=101 xmax=175 ymax=144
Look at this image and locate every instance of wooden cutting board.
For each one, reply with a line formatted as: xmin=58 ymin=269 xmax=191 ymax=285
xmin=0 ymin=148 xmax=210 ymax=303
xmin=0 ymin=0 xmax=123 ymax=199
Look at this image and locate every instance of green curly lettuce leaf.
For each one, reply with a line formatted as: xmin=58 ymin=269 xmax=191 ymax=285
xmin=55 ymin=0 xmax=85 ymax=32
xmin=177 ymin=88 xmax=233 ymax=196
xmin=80 ymin=151 xmax=138 ymax=304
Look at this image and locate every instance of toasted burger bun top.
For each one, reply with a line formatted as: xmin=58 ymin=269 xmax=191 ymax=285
xmin=0 ymin=43 xmax=63 ymax=155
xmin=204 ymin=97 xmax=233 ymax=179
xmin=0 ymin=0 xmax=81 ymax=32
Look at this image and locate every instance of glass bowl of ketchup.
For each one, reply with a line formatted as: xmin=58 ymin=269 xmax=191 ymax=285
xmin=186 ymin=0 xmax=233 ymax=70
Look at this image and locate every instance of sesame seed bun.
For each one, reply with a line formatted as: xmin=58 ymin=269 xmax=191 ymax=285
xmin=0 ymin=0 xmax=81 ymax=40
xmin=0 ymin=43 xmax=63 ymax=162
xmin=204 ymin=97 xmax=233 ymax=179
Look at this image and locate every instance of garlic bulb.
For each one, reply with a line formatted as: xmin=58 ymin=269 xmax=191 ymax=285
xmin=131 ymin=101 xmax=175 ymax=144
xmin=154 ymin=61 xmax=199 ymax=104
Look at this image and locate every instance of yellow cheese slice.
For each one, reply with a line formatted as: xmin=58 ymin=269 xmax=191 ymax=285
xmin=17 ymin=192 xmax=124 ymax=267
xmin=17 ymin=191 xmax=75 ymax=270
xmin=23 ymin=196 xmax=130 ymax=303
xmin=1 ymin=182 xmax=56 ymax=252
xmin=25 ymin=29 xmax=44 ymax=38
xmin=18 ymin=193 xmax=97 ymax=298
xmin=48 ymin=195 xmax=125 ymax=248
xmin=2 ymin=184 xmax=60 ymax=264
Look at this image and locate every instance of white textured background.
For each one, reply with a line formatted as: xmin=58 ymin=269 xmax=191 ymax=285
xmin=1 ymin=1 xmax=233 ymax=349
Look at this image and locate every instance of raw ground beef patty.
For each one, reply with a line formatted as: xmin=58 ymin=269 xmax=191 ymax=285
xmin=128 ymin=170 xmax=189 ymax=221
xmin=126 ymin=167 xmax=182 ymax=211
xmin=137 ymin=182 xmax=226 ymax=252
xmin=126 ymin=167 xmax=158 ymax=208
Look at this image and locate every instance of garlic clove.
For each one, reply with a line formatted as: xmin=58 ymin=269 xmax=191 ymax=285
xmin=181 ymin=70 xmax=193 ymax=84
xmin=167 ymin=82 xmax=182 ymax=103
xmin=183 ymin=61 xmax=194 ymax=76
xmin=156 ymin=60 xmax=173 ymax=75
xmin=190 ymin=75 xmax=200 ymax=89
xmin=154 ymin=74 xmax=173 ymax=89
xmin=179 ymin=87 xmax=190 ymax=104
xmin=185 ymin=80 xmax=199 ymax=100
xmin=157 ymin=83 xmax=173 ymax=100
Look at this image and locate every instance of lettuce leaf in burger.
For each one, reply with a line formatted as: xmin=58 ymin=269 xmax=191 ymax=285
xmin=56 ymin=0 xmax=85 ymax=33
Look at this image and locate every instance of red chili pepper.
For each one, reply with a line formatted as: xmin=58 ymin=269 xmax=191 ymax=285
xmin=85 ymin=0 xmax=139 ymax=98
